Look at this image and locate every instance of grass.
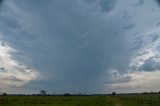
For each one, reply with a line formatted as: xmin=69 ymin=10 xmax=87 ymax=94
xmin=0 ymin=94 xmax=160 ymax=106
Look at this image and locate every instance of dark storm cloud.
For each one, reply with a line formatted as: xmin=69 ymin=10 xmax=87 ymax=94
xmin=155 ymin=0 xmax=160 ymax=5
xmin=1 ymin=0 xmax=160 ymax=93
xmin=0 ymin=0 xmax=3 ymax=5
xmin=0 ymin=0 xmax=130 ymax=93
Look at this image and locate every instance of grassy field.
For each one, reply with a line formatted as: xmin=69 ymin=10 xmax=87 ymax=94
xmin=0 ymin=94 xmax=160 ymax=106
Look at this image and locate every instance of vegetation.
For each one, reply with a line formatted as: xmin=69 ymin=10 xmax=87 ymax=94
xmin=40 ymin=90 xmax=46 ymax=96
xmin=112 ymin=92 xmax=116 ymax=95
xmin=0 ymin=93 xmax=160 ymax=106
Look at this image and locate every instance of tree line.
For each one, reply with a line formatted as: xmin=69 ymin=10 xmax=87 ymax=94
xmin=1 ymin=90 xmax=160 ymax=96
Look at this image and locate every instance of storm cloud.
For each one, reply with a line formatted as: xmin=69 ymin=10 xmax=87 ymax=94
xmin=0 ymin=0 xmax=160 ymax=94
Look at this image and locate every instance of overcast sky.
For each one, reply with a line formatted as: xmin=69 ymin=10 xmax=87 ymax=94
xmin=0 ymin=0 xmax=160 ymax=94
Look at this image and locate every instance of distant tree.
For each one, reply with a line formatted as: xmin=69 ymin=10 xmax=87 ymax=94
xmin=112 ymin=92 xmax=116 ymax=95
xmin=40 ymin=90 xmax=46 ymax=95
xmin=2 ymin=93 xmax=7 ymax=96
xmin=64 ymin=93 xmax=70 ymax=96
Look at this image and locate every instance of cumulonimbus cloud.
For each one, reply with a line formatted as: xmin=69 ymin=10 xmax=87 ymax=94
xmin=1 ymin=0 xmax=160 ymax=94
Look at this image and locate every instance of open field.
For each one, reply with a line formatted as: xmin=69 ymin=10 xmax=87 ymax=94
xmin=0 ymin=94 xmax=160 ymax=106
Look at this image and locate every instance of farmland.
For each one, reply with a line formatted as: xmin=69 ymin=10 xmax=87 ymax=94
xmin=0 ymin=94 xmax=160 ymax=106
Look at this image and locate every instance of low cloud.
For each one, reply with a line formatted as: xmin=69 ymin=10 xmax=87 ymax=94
xmin=104 ymin=71 xmax=160 ymax=93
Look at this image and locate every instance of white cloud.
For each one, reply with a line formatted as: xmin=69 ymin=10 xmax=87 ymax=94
xmin=104 ymin=70 xmax=160 ymax=93
xmin=130 ymin=28 xmax=160 ymax=71
xmin=0 ymin=0 xmax=39 ymax=89
xmin=103 ymin=27 xmax=160 ymax=93
xmin=0 ymin=40 xmax=38 ymax=88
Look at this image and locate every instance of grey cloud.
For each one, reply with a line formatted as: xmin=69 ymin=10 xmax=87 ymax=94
xmin=139 ymin=56 xmax=160 ymax=71
xmin=136 ymin=0 xmax=144 ymax=6
xmin=86 ymin=0 xmax=117 ymax=12
xmin=0 ymin=0 xmax=130 ymax=93
xmin=107 ymin=72 xmax=132 ymax=84
xmin=129 ymin=32 xmax=160 ymax=72
xmin=151 ymin=34 xmax=159 ymax=42
xmin=0 ymin=67 xmax=5 ymax=72
xmin=157 ymin=22 xmax=160 ymax=27
xmin=0 ymin=0 xmax=3 ymax=5
xmin=4 ymin=76 xmax=24 ymax=82
xmin=1 ymin=0 xmax=160 ymax=93
xmin=100 ymin=0 xmax=117 ymax=12
xmin=86 ymin=0 xmax=95 ymax=3
xmin=155 ymin=0 xmax=160 ymax=5
xmin=123 ymin=24 xmax=135 ymax=30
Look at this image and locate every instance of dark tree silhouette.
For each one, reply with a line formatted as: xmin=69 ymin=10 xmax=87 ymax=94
xmin=2 ymin=93 xmax=7 ymax=96
xmin=112 ymin=92 xmax=116 ymax=95
xmin=40 ymin=90 xmax=46 ymax=95
xmin=64 ymin=93 xmax=70 ymax=96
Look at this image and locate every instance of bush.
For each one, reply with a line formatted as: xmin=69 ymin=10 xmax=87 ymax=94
xmin=64 ymin=93 xmax=70 ymax=96
xmin=112 ymin=92 xmax=116 ymax=95
xmin=2 ymin=93 xmax=7 ymax=96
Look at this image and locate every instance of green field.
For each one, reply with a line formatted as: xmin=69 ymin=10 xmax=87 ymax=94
xmin=0 ymin=94 xmax=160 ymax=106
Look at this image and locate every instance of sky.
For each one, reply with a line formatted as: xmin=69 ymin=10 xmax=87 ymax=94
xmin=0 ymin=0 xmax=160 ymax=94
